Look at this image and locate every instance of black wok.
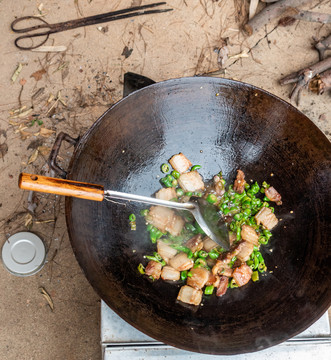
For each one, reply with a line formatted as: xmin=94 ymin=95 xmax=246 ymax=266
xmin=54 ymin=76 xmax=330 ymax=354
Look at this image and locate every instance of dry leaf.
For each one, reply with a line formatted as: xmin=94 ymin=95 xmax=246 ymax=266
xmin=39 ymin=287 xmax=54 ymax=311
xmin=38 ymin=145 xmax=50 ymax=156
xmin=30 ymin=69 xmax=46 ymax=81
xmin=11 ymin=63 xmax=23 ymax=83
xmin=20 ymin=130 xmax=32 ymax=140
xmin=0 ymin=143 xmax=8 ymax=160
xmin=39 ymin=128 xmax=55 ymax=137
xmin=28 ymin=149 xmax=39 ymax=164
xmin=19 ymin=78 xmax=27 ymax=86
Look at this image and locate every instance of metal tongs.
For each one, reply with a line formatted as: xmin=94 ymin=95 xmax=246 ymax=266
xmin=11 ymin=2 xmax=172 ymax=50
xmin=19 ymin=173 xmax=230 ymax=250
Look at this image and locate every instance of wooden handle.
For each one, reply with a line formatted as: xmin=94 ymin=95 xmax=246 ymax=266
xmin=18 ymin=173 xmax=104 ymax=201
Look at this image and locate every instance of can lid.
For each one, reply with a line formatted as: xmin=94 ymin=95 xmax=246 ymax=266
xmin=1 ymin=232 xmax=46 ymax=276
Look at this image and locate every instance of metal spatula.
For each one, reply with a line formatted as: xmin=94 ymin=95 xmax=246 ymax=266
xmin=18 ymin=173 xmax=230 ymax=250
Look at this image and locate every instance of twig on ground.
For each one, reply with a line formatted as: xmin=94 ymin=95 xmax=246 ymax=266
xmin=279 ymin=56 xmax=331 ymax=104
xmin=315 ymin=33 xmax=331 ymax=60
xmin=293 ymin=10 xmax=331 ymax=24
xmin=243 ymin=0 xmax=313 ymax=35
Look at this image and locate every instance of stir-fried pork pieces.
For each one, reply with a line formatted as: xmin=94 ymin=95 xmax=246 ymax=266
xmin=255 ymin=207 xmax=278 ymax=230
xmin=140 ymin=155 xmax=282 ymax=308
xmin=213 ymin=175 xmax=225 ymax=196
xmin=186 ymin=268 xmax=209 ymax=289
xmin=169 ymin=153 xmax=192 ymax=174
xmin=155 ymin=187 xmax=177 ymax=201
xmin=216 ymin=276 xmax=229 ymax=297
xmin=265 ymin=186 xmax=282 ymax=205
xmin=232 ymin=264 xmax=253 ymax=287
xmin=241 ymin=225 xmax=259 ymax=246
xmin=145 ymin=261 xmax=162 ymax=280
xmin=178 ymin=171 xmax=205 ymax=192
xmin=233 ymin=169 xmax=246 ymax=194
xmin=157 ymin=240 xmax=177 ymax=264
xmin=185 ymin=234 xmax=203 ymax=253
xmin=202 ymin=237 xmax=218 ymax=252
xmin=147 ymin=206 xmax=185 ymax=236
xmin=177 ymin=285 xmax=203 ymax=306
xmin=161 ymin=266 xmax=180 ymax=281
xmin=236 ymin=241 xmax=254 ymax=262
xmin=169 ymin=252 xmax=194 ymax=271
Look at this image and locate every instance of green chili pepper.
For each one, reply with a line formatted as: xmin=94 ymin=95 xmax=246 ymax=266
xmin=191 ymin=165 xmax=201 ymax=171
xmin=223 ymin=208 xmax=230 ymax=215
xmin=204 ymin=285 xmax=214 ymax=295
xmin=263 ymin=229 xmax=272 ymax=239
xmin=185 ymin=223 xmax=196 ymax=232
xmin=176 ymin=188 xmax=184 ymax=197
xmin=187 ymin=271 xmax=193 ymax=277
xmin=181 ymin=270 xmax=188 ymax=281
xmin=258 ymin=236 xmax=268 ymax=245
xmin=172 ymin=245 xmax=193 ymax=258
xmin=251 ymin=271 xmax=259 ymax=282
xmin=244 ymin=183 xmax=250 ymax=190
xmin=208 ymin=248 xmax=220 ymax=260
xmin=262 ymin=181 xmax=270 ymax=189
xmin=230 ymin=278 xmax=238 ymax=288
xmin=171 ymin=170 xmax=180 ymax=179
xmin=171 ymin=179 xmax=178 ymax=187
xmin=185 ymin=191 xmax=193 ymax=197
xmin=166 ymin=174 xmax=175 ymax=182
xmin=193 ymin=191 xmax=203 ymax=197
xmin=137 ymin=263 xmax=145 ymax=274
xmin=161 ymin=177 xmax=172 ymax=188
xmin=161 ymin=163 xmax=170 ymax=173
xmin=140 ymin=209 xmax=149 ymax=217
xmin=263 ymin=196 xmax=270 ymax=202
xmin=233 ymin=213 xmax=243 ymax=221
xmin=258 ymin=262 xmax=267 ymax=272
xmin=129 ymin=213 xmax=136 ymax=222
xmin=206 ymin=194 xmax=218 ymax=204
xmin=198 ymin=250 xmax=208 ymax=258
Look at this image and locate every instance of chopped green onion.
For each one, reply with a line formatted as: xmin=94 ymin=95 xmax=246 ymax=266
xmin=161 ymin=163 xmax=170 ymax=173
xmin=191 ymin=165 xmax=201 ymax=171
xmin=204 ymin=285 xmax=214 ymax=295
xmin=206 ymin=194 xmax=218 ymax=204
xmin=137 ymin=263 xmax=145 ymax=274
xmin=193 ymin=191 xmax=202 ymax=197
xmin=251 ymin=271 xmax=259 ymax=282
xmin=187 ymin=271 xmax=193 ymax=277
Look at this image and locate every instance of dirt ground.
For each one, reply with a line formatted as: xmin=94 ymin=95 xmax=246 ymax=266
xmin=0 ymin=1 xmax=330 ymax=359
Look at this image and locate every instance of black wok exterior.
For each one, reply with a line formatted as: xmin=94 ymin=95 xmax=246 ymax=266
xmin=65 ymin=77 xmax=331 ymax=354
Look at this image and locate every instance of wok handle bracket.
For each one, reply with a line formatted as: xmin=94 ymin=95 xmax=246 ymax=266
xmin=48 ymin=132 xmax=79 ymax=179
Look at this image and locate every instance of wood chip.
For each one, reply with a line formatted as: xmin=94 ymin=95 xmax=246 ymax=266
xmin=32 ymin=45 xmax=67 ymax=52
xmin=39 ymin=287 xmax=54 ymax=311
xmin=11 ymin=63 xmax=23 ymax=83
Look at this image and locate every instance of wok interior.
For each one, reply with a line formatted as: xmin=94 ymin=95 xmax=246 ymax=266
xmin=65 ymin=78 xmax=330 ymax=354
